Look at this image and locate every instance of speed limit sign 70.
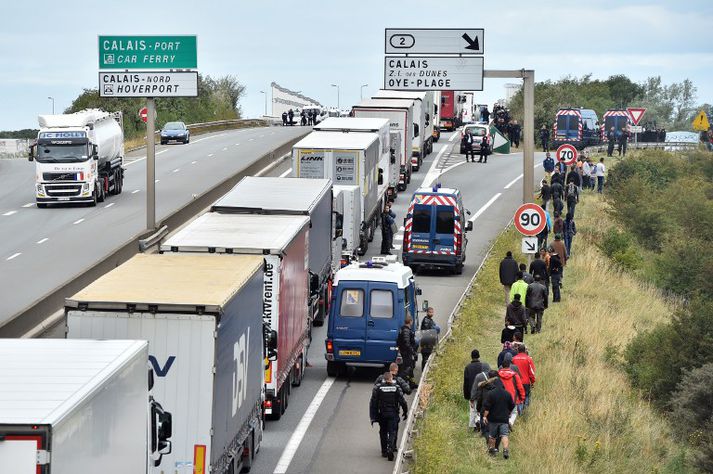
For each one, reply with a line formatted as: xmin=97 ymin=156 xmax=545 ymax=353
xmin=556 ymin=144 xmax=578 ymax=166
xmin=514 ymin=203 xmax=547 ymax=236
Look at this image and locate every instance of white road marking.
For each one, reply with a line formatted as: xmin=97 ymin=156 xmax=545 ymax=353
xmin=279 ymin=168 xmax=293 ymax=178
xmin=156 ymin=150 xmax=168 ymax=156
xmin=36 ymin=238 xmax=49 ymax=244
xmin=235 ymin=143 xmax=241 ymax=146
xmin=393 ymin=234 xmax=404 ymax=241
xmin=208 ymin=153 xmax=215 ymax=157
xmin=504 ymin=174 xmax=523 ymax=189
xmin=273 ymin=378 xmax=336 ymax=474
xmin=393 ymin=244 xmax=402 ymax=250
xmin=191 ymin=161 xmax=197 ymax=165
xmin=73 ymin=218 xmax=84 ymax=225
xmin=222 ymin=147 xmax=228 ymax=151
xmin=22 ymin=203 xmax=34 ymax=208
xmin=248 ymin=138 xmax=255 ymax=141
xmin=469 ymin=193 xmax=502 ymax=223
xmin=126 ymin=157 xmax=146 ymax=166
xmin=192 ymin=135 xmax=219 ymax=143
xmin=449 ymin=132 xmax=459 ymax=142
xmin=6 ymin=253 xmax=21 ymax=261
xmin=132 ymin=189 xmax=140 ymax=194
xmin=173 ymin=168 xmax=180 ymax=173
xmin=421 ymin=145 xmax=450 ymax=187
xmin=2 ymin=210 xmax=17 ymax=216
xmin=438 ymin=161 xmax=467 ymax=178
xmin=104 ymin=202 xmax=115 ymax=208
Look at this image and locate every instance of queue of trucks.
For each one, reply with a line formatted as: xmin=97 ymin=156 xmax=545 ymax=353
xmin=4 ymin=91 xmax=445 ymax=473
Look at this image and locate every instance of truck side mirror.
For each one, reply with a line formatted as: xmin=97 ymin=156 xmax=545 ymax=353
xmin=390 ymin=149 xmax=396 ymax=165
xmin=28 ymin=144 xmax=35 ymax=162
xmin=92 ymin=144 xmax=99 ymax=160
xmin=267 ymin=329 xmax=278 ymax=359
xmin=151 ymin=399 xmax=173 ymax=466
xmin=378 ymin=168 xmax=384 ymax=185
xmin=421 ymin=299 xmax=428 ymax=311
xmin=148 ymin=368 xmax=155 ymax=391
xmin=466 ymin=221 xmax=473 ymax=232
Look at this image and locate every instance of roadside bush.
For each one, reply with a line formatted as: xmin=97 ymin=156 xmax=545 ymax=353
xmin=670 ymin=363 xmax=713 ymax=470
xmin=599 ymin=228 xmax=641 ymax=271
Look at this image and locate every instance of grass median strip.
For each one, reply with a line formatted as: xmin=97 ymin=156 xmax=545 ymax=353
xmin=412 ymin=192 xmax=689 ymax=473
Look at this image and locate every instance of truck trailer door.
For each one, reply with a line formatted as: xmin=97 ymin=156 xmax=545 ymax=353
xmin=0 ymin=435 xmax=45 ymax=473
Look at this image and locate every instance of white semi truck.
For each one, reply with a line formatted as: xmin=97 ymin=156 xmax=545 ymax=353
xmin=0 ymin=339 xmax=172 ymax=474
xmin=29 ymin=109 xmax=125 ymax=207
xmin=292 ymin=131 xmax=384 ymax=256
xmin=372 ymin=90 xmax=435 ymax=170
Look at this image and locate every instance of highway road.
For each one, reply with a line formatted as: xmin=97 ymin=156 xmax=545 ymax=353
xmin=0 ymin=125 xmax=307 ymax=330
xmin=251 ymin=131 xmax=546 ymax=474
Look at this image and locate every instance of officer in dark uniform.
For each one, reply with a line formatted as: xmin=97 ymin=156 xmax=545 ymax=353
xmin=287 ymin=109 xmax=294 ymax=126
xmin=607 ymin=126 xmax=616 ymax=157
xmin=281 ymin=111 xmax=288 ymax=126
xmin=419 ymin=307 xmax=440 ymax=370
xmin=370 ymin=371 xmax=408 ymax=460
xmin=397 ymin=316 xmax=418 ymax=389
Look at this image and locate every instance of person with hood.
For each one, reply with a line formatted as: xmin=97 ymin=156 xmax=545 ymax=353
xmin=509 ymin=271 xmax=529 ymax=304
xmin=512 ymin=345 xmax=536 ymax=409
xmin=397 ymin=317 xmax=418 ymax=389
xmin=540 ymin=125 xmax=550 ymax=151
xmin=471 ymin=369 xmax=498 ymax=441
xmin=564 ymin=213 xmax=577 ymax=257
xmin=498 ymin=358 xmax=526 ymax=421
xmin=505 ymin=293 xmax=528 ymax=339
xmin=525 ymin=274 xmax=549 ymax=333
xmin=552 ymin=211 xmax=564 ymax=235
xmin=482 ymin=369 xmax=515 ymax=459
xmin=497 ymin=332 xmax=522 ymax=368
xmin=419 ymin=307 xmax=441 ymax=370
xmin=543 ymin=151 xmax=555 ymax=175
xmin=463 ymin=349 xmax=491 ymax=432
xmin=370 ymin=371 xmax=408 ymax=460
xmin=551 ymin=234 xmax=568 ymax=268
xmin=375 ymin=362 xmax=411 ymax=395
xmin=499 ymin=251 xmax=519 ymax=306
xmin=549 ymin=249 xmax=563 ymax=302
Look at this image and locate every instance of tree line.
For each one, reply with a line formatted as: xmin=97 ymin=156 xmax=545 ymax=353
xmin=508 ymin=74 xmax=708 ymax=133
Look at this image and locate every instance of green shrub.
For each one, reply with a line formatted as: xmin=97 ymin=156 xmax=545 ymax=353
xmin=670 ymin=363 xmax=713 ymax=470
xmin=600 ymin=228 xmax=641 ymax=271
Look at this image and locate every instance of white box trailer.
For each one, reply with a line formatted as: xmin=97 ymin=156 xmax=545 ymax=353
xmin=160 ymin=214 xmax=310 ymax=422
xmin=0 ymin=339 xmax=171 ymax=474
xmin=212 ymin=176 xmax=337 ymax=327
xmin=65 ymin=254 xmax=265 ymax=474
xmin=351 ymin=99 xmax=414 ymax=191
xmin=333 ymin=185 xmax=362 ymax=263
xmin=314 ymin=117 xmax=399 ymax=203
xmin=372 ymin=90 xmax=435 ymax=169
xmin=292 ymin=131 xmax=384 ymax=256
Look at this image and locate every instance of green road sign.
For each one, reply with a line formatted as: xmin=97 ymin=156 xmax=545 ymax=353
xmin=99 ymin=35 xmax=197 ymax=69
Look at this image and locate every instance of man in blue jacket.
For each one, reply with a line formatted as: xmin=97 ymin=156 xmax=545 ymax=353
xmin=543 ymin=152 xmax=555 ymax=176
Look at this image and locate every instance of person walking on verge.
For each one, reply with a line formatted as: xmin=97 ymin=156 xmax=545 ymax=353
xmin=509 ymin=271 xmax=529 ymax=304
xmin=543 ymin=152 xmax=555 ymax=176
xmin=419 ymin=307 xmax=440 ymax=370
xmin=525 ymin=274 xmax=548 ymax=333
xmin=462 ymin=129 xmax=474 ymax=162
xmin=498 ymin=359 xmax=526 ymax=421
xmin=397 ymin=317 xmax=418 ymax=389
xmin=497 ymin=333 xmax=522 ymax=368
xmin=538 ymin=179 xmax=551 ymax=211
xmin=519 ymin=263 xmax=534 ymax=284
xmin=566 ymin=182 xmax=579 ymax=218
xmin=375 ymin=362 xmax=411 ymax=395
xmin=549 ymin=250 xmax=563 ymax=302
xmin=499 ymin=251 xmax=519 ymax=306
xmin=483 ymin=370 xmax=516 ymax=459
xmin=478 ymin=135 xmax=489 ymax=163
xmin=552 ymin=211 xmax=564 ymax=235
xmin=464 ymin=349 xmax=491 ymax=432
xmin=595 ymin=158 xmax=606 ymax=194
xmin=564 ymin=213 xmax=577 ymax=257
xmin=472 ymin=369 xmax=497 ymax=443
xmin=529 ymin=252 xmax=549 ymax=293
xmin=381 ymin=204 xmax=396 ymax=255
xmin=537 ymin=209 xmax=552 ymax=251
xmin=505 ymin=294 xmax=528 ymax=338
xmin=370 ymin=372 xmax=408 ymax=461
xmin=551 ymin=234 xmax=567 ymax=268
xmin=512 ymin=345 xmax=536 ymax=408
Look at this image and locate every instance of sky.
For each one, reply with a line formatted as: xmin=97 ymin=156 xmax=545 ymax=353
xmin=1 ymin=0 xmax=712 ymax=130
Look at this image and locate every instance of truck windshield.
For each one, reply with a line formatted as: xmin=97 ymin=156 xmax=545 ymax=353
xmin=36 ymin=144 xmax=89 ymax=163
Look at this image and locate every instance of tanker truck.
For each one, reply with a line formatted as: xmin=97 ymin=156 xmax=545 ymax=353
xmin=29 ymin=109 xmax=125 ymax=207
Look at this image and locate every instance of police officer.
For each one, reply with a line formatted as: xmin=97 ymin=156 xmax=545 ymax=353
xmin=540 ymin=125 xmax=550 ymax=151
xmin=381 ymin=204 xmax=396 ymax=255
xmin=397 ymin=316 xmax=418 ymax=389
xmin=370 ymin=371 xmax=408 ymax=460
xmin=462 ymin=128 xmax=474 ymax=162
xmin=419 ymin=307 xmax=441 ymax=370
xmin=607 ymin=126 xmax=616 ymax=157
xmin=281 ymin=111 xmax=288 ymax=126
xmin=375 ymin=362 xmax=412 ymax=395
xmin=300 ymin=109 xmax=307 ymax=126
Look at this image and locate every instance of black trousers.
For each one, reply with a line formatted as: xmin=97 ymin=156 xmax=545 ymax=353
xmin=479 ymin=149 xmax=487 ymax=162
xmin=381 ymin=231 xmax=393 ymax=253
xmin=421 ymin=351 xmax=431 ymax=370
xmin=378 ymin=415 xmax=400 ymax=454
xmin=464 ymin=145 xmax=473 ymax=161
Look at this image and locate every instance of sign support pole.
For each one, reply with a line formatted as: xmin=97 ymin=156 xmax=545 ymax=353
xmin=146 ymin=97 xmax=156 ymax=231
xmin=522 ymin=70 xmax=535 ymax=204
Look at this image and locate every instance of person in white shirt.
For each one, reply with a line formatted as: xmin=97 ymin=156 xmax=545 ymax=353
xmin=595 ymin=158 xmax=606 ymax=194
xmin=581 ymin=160 xmax=591 ymax=190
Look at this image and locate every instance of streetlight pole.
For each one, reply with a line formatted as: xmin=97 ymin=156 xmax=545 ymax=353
xmin=260 ymin=90 xmax=267 ymax=116
xmin=330 ymin=84 xmax=340 ymax=109
xmin=48 ymin=97 xmax=55 ymax=114
xmin=360 ymin=84 xmax=369 ymax=101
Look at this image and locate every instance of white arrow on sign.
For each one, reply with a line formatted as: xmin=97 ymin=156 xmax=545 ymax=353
xmin=522 ymin=236 xmax=538 ymax=254
xmin=385 ymin=29 xmax=485 ymax=55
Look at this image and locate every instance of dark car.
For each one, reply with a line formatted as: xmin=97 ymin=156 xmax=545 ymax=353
xmin=160 ymin=122 xmax=190 ymax=145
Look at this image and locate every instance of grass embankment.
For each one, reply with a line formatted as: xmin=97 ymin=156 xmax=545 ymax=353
xmin=412 ymin=188 xmax=689 ymax=473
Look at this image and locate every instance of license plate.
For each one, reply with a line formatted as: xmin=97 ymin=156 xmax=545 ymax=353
xmin=413 ymin=244 xmax=428 ymax=250
xmin=58 ymin=197 xmax=70 ymax=201
xmin=339 ymin=350 xmax=361 ymax=357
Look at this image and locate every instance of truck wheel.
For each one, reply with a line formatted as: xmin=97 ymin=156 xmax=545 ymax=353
xmin=239 ymin=432 xmax=254 ymax=473
xmin=90 ymin=186 xmax=99 ymax=207
xmin=116 ymin=169 xmax=124 ymax=194
xmin=453 ymin=264 xmax=464 ymax=275
xmin=97 ymin=180 xmax=106 ymax=203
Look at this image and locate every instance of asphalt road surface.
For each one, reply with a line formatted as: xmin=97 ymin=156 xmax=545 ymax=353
xmin=250 ymin=131 xmax=546 ymax=474
xmin=0 ymin=125 xmax=307 ymax=329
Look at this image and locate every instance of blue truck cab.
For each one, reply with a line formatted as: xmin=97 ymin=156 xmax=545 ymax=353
xmin=401 ymin=185 xmax=472 ymax=274
xmin=552 ymin=107 xmax=601 ymax=149
xmin=325 ymin=256 xmax=421 ymax=376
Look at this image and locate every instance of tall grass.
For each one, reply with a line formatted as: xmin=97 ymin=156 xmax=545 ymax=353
xmin=411 ymin=192 xmax=691 ymax=473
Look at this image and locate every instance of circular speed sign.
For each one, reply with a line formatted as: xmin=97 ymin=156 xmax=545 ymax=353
xmin=514 ymin=203 xmax=547 ymax=236
xmin=556 ymin=144 xmax=578 ymax=166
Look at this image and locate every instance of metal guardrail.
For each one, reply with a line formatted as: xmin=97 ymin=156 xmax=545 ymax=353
xmin=392 ymin=225 xmax=507 ymax=474
xmin=584 ymin=141 xmax=699 ymax=154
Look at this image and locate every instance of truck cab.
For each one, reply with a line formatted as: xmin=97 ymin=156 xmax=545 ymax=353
xmin=325 ymin=257 xmax=421 ymax=376
xmin=402 ymin=185 xmax=472 ymax=274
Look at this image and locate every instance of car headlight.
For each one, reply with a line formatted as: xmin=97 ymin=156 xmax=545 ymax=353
xmin=36 ymin=184 xmax=43 ymax=194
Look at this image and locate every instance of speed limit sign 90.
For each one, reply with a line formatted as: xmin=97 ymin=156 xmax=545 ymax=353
xmin=556 ymin=144 xmax=578 ymax=166
xmin=514 ymin=203 xmax=547 ymax=236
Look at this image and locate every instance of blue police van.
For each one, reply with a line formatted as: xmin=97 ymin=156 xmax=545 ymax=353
xmin=552 ymin=107 xmax=601 ymax=149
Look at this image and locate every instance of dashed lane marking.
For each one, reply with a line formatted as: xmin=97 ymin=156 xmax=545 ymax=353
xmin=155 ymin=179 xmax=160 ymax=183
xmin=22 ymin=203 xmax=34 ymax=208
xmin=469 ymin=193 xmax=502 ymax=223
xmin=504 ymin=174 xmax=523 ymax=189
xmin=2 ymin=210 xmax=17 ymax=216
xmin=37 ymin=238 xmax=49 ymax=244
xmin=73 ymin=218 xmax=84 ymax=225
xmin=104 ymin=203 xmax=115 ymax=208
xmin=132 ymin=190 xmax=140 ymax=194
xmin=6 ymin=253 xmax=21 ymax=261
xmin=173 ymin=168 xmax=180 ymax=173
xmin=208 ymin=153 xmax=214 ymax=157
xmin=222 ymin=147 xmax=228 ymax=151
xmin=279 ymin=168 xmax=293 ymax=178
xmin=449 ymin=132 xmax=459 ymax=142
xmin=191 ymin=161 xmax=197 ymax=165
